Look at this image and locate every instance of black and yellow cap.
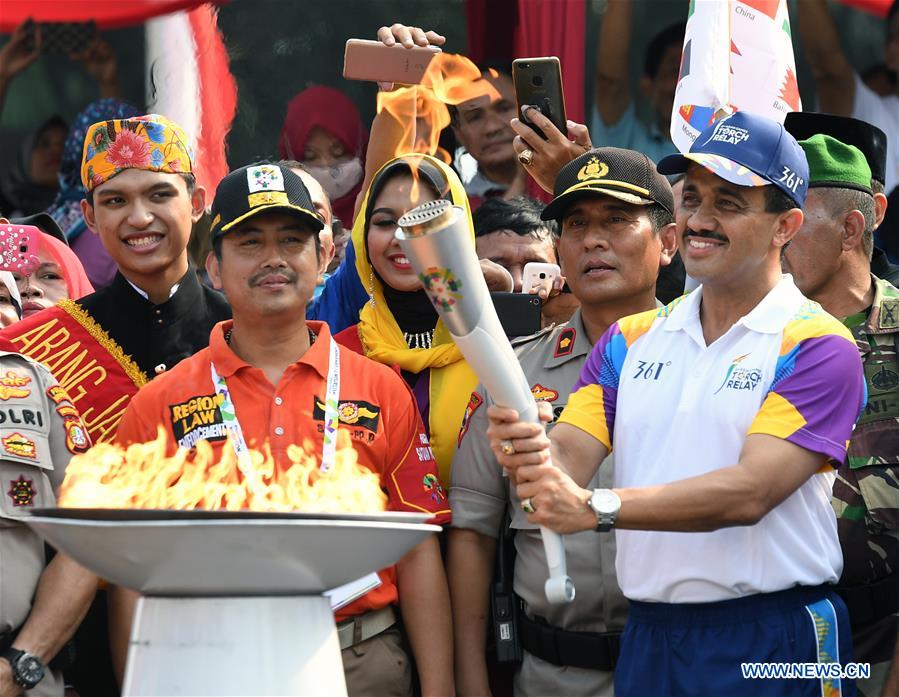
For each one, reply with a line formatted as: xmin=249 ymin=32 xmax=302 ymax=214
xmin=542 ymin=147 xmax=674 ymax=222
xmin=210 ymin=162 xmax=324 ymax=240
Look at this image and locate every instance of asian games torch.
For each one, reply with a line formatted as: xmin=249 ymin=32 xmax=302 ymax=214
xmin=397 ymin=199 xmax=575 ymax=604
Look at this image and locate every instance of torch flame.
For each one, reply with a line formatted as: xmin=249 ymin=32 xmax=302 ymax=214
xmin=57 ymin=428 xmax=387 ymax=513
xmin=377 ymin=52 xmax=501 ymax=199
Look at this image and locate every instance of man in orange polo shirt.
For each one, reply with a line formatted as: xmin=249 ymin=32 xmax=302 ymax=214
xmin=110 ymin=163 xmax=453 ymax=697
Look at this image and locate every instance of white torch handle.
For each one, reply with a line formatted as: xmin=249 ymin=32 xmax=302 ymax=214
xmin=396 ymin=202 xmax=574 ymax=603
xmin=451 ymin=327 xmax=576 ymax=604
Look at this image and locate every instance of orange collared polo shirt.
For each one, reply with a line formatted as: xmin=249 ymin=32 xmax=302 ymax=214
xmin=116 ymin=320 xmax=450 ymax=621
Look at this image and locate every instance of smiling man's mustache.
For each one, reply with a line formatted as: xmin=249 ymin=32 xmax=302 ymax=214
xmin=684 ymin=228 xmax=729 ymax=243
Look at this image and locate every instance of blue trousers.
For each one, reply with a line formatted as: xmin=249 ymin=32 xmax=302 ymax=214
xmin=615 ymin=585 xmax=856 ymax=697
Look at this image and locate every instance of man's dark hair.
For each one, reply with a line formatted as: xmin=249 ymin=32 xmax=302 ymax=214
xmin=84 ymin=172 xmax=196 ymax=207
xmin=764 ymin=186 xmax=797 ymax=214
xmin=646 ymin=203 xmax=674 ymax=232
xmin=888 ymin=0 xmax=898 ymax=28
xmin=474 ymin=197 xmax=556 ymax=239
xmin=644 ymin=22 xmax=686 ymax=78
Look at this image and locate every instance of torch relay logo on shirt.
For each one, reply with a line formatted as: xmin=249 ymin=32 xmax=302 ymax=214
xmin=714 ymin=353 xmax=763 ymax=394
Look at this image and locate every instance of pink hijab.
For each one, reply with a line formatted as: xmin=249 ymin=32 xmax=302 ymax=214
xmin=39 ymin=232 xmax=94 ymax=299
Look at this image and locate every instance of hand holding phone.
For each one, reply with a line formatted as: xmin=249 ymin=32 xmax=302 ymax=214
xmin=343 ymin=37 xmax=441 ymax=86
xmin=522 ymin=262 xmax=563 ymax=300
xmin=509 ymin=106 xmax=593 ymax=194
xmin=512 ymin=58 xmax=567 ymax=140
xmin=0 ymin=224 xmax=40 ymax=276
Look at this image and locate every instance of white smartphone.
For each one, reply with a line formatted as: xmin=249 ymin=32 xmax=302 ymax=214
xmin=521 ymin=262 xmax=562 ymax=294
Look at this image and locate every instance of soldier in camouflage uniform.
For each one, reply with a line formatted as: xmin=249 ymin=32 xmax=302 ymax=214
xmin=448 ymin=148 xmax=677 ymax=696
xmin=784 ymin=133 xmax=898 ymax=696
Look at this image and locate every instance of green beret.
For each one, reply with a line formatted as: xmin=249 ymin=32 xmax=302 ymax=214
xmin=798 ymin=134 xmax=872 ymax=194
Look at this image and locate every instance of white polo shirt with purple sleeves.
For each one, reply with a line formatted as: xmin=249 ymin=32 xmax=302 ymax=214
xmin=560 ymin=275 xmax=866 ymax=603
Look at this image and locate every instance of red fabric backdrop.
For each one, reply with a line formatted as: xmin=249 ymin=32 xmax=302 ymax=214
xmin=0 ymin=1 xmax=224 ymax=32
xmin=466 ymin=0 xmax=586 ymax=201
xmin=835 ymin=0 xmax=894 ymax=17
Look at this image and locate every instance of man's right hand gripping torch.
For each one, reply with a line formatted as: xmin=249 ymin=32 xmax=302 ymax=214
xmin=397 ymin=199 xmax=575 ymax=604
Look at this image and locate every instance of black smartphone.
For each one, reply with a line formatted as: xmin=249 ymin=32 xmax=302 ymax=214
xmin=512 ymin=57 xmax=567 ymax=140
xmin=491 ymin=292 xmax=542 ymax=337
xmin=24 ymin=21 xmax=97 ymax=55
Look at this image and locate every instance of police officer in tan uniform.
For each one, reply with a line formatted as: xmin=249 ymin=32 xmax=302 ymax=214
xmin=448 ymin=148 xmax=677 ymax=696
xmin=0 ymin=347 xmax=97 ymax=697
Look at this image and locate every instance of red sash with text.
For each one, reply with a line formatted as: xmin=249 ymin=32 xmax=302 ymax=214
xmin=0 ymin=300 xmax=148 ymax=443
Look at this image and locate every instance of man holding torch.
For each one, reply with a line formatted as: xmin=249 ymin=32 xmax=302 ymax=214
xmin=487 ymin=112 xmax=866 ymax=696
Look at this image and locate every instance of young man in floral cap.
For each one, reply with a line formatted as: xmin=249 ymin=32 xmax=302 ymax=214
xmin=0 ymin=113 xmax=231 ymax=696
xmin=1 ymin=114 xmax=231 ymax=445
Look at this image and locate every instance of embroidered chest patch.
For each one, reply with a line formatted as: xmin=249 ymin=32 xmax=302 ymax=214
xmin=169 ymin=393 xmax=227 ymax=449
xmin=2 ymin=432 xmax=36 ymax=459
xmin=313 ymin=398 xmax=381 ymax=432
xmin=530 ymin=383 xmax=559 ymax=402
xmin=7 ymin=475 xmax=36 ymax=507
xmin=0 ymin=371 xmax=31 ymax=400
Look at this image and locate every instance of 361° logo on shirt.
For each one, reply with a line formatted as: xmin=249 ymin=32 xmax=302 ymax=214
xmin=632 ymin=360 xmax=671 ymax=381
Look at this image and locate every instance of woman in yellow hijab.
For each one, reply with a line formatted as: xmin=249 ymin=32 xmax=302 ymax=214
xmin=334 ymin=154 xmax=477 ymax=486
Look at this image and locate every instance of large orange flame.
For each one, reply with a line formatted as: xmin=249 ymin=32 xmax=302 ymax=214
xmin=57 ymin=429 xmax=387 ymax=513
xmin=376 ymin=53 xmax=501 ymax=199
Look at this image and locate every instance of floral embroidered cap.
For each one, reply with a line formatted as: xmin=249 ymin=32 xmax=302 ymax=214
xmin=80 ymin=114 xmax=193 ymax=192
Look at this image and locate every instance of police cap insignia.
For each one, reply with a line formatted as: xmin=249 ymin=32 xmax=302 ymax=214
xmin=577 ymin=156 xmax=609 ymax=181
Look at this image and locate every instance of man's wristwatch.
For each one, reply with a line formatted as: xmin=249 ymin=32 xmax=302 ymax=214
xmin=1 ymin=647 xmax=45 ymax=689
xmin=587 ymin=488 xmax=621 ymax=532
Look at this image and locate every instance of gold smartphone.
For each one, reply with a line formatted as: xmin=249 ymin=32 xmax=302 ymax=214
xmin=343 ymin=39 xmax=439 ymax=85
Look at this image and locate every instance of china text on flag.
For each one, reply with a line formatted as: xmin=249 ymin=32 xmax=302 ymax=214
xmin=671 ymin=0 xmax=801 ymax=153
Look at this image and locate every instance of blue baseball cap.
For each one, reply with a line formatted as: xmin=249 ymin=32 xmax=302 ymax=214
xmin=658 ymin=112 xmax=809 ymax=207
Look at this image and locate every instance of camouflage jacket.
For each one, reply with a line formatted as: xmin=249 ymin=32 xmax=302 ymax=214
xmin=833 ymin=275 xmax=899 ymax=585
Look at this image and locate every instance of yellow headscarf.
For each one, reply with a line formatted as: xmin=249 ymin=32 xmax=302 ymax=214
xmin=352 ymin=154 xmax=477 ymax=486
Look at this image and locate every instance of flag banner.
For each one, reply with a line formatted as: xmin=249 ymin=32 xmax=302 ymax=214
xmin=0 ymin=301 xmax=148 ymax=443
xmin=671 ymin=0 xmax=801 ymax=153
